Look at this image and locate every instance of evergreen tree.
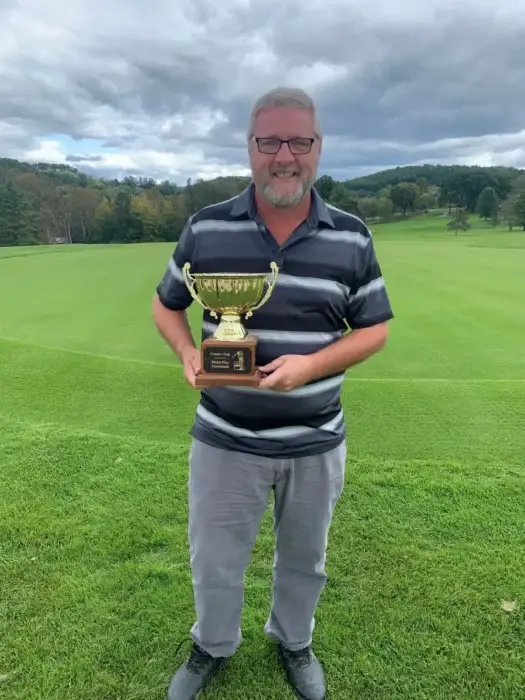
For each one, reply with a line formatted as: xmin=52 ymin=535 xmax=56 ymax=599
xmin=0 ymin=181 xmax=37 ymax=246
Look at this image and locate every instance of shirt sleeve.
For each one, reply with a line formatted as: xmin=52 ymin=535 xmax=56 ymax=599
xmin=155 ymin=217 xmax=196 ymax=311
xmin=345 ymin=232 xmax=394 ymax=329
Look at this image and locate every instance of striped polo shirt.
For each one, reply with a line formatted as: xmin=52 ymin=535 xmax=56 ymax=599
xmin=156 ymin=182 xmax=394 ymax=458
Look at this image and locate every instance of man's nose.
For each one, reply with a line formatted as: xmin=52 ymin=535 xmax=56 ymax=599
xmin=275 ymin=141 xmax=295 ymax=162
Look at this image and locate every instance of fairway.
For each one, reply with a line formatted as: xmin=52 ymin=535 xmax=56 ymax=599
xmin=1 ymin=216 xmax=524 ymax=700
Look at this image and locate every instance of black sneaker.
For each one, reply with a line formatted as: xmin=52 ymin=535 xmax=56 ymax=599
xmin=167 ymin=642 xmax=226 ymax=699
xmin=277 ymin=643 xmax=326 ymax=700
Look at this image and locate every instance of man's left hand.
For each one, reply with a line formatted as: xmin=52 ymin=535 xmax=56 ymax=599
xmin=258 ymin=355 xmax=315 ymax=391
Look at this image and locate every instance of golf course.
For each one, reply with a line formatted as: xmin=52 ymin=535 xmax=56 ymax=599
xmin=1 ymin=213 xmax=524 ymax=700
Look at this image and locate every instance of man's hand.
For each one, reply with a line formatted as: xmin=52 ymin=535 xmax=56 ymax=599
xmin=181 ymin=346 xmax=201 ymax=389
xmin=257 ymin=324 xmax=390 ymax=392
xmin=258 ymin=355 xmax=314 ymax=392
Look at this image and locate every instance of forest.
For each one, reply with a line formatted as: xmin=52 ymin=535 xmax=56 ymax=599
xmin=1 ymin=157 xmax=525 ymax=247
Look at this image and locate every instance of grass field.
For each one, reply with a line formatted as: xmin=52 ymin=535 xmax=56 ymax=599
xmin=1 ymin=213 xmax=524 ymax=700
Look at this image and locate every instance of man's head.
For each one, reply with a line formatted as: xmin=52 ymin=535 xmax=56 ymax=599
xmin=247 ymin=87 xmax=322 ymax=209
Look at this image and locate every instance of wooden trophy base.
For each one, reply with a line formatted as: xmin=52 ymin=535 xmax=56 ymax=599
xmin=195 ymin=335 xmax=261 ymax=388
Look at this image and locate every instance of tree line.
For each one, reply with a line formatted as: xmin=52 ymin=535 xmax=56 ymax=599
xmin=1 ymin=157 xmax=525 ymax=248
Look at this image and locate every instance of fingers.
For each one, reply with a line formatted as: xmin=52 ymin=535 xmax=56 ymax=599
xmin=258 ymin=374 xmax=275 ymax=389
xmin=183 ymin=350 xmax=201 ymax=389
xmin=189 ymin=351 xmax=201 ymax=374
xmin=183 ymin=363 xmax=198 ymax=389
xmin=185 ymin=373 xmax=196 ymax=389
xmin=190 ymin=360 xmax=202 ymax=376
xmin=258 ymin=356 xmax=285 ymax=373
xmin=259 ymin=368 xmax=286 ymax=390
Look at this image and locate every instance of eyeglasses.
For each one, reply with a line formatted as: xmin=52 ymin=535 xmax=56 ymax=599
xmin=253 ymin=137 xmax=315 ymax=155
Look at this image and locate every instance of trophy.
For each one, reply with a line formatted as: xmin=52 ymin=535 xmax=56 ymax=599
xmin=182 ymin=262 xmax=279 ymax=387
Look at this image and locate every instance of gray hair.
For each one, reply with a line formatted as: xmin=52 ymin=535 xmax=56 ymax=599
xmin=247 ymin=86 xmax=322 ymax=139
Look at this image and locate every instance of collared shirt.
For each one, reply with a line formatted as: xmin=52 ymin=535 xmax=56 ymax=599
xmin=156 ymin=182 xmax=394 ymax=458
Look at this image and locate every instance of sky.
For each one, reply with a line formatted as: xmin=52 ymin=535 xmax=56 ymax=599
xmin=1 ymin=0 xmax=524 ymax=185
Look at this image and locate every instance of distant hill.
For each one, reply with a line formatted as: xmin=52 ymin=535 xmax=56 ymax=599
xmin=1 ymin=155 xmax=522 ymax=196
xmin=343 ymin=164 xmax=524 ymax=196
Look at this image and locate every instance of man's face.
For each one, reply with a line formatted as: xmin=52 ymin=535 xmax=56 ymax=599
xmin=248 ymin=106 xmax=322 ymax=208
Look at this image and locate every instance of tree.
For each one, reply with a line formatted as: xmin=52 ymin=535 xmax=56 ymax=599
xmin=92 ymin=197 xmax=116 ymax=243
xmin=131 ymin=192 xmax=163 ymax=241
xmin=477 ymin=186 xmax=499 ymax=220
xmin=0 ymin=181 xmax=37 ymax=246
xmin=314 ymin=174 xmax=337 ymax=200
xmin=416 ymin=192 xmax=437 ymax=212
xmin=328 ymin=184 xmax=363 ymax=218
xmin=511 ymin=174 xmax=525 ymax=196
xmin=447 ymin=208 xmax=471 ymax=235
xmin=162 ymin=194 xmax=189 ymax=241
xmin=441 ymin=172 xmax=467 ymax=212
xmin=513 ymin=194 xmax=525 ymax=230
xmin=416 ymin=177 xmax=430 ymax=194
xmin=501 ymin=195 xmax=518 ymax=230
xmin=66 ymin=188 xmax=103 ymax=242
xmin=112 ymin=190 xmax=142 ymax=242
xmin=376 ymin=196 xmax=394 ymax=220
xmin=358 ymin=197 xmax=378 ymax=221
xmin=390 ymin=182 xmax=419 ymax=216
xmin=377 ymin=186 xmax=392 ymax=200
xmin=13 ymin=172 xmax=70 ymax=243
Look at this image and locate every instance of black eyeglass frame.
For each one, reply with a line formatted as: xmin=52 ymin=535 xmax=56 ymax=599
xmin=252 ymin=136 xmax=316 ymax=155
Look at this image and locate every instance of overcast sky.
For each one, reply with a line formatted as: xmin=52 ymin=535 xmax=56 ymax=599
xmin=1 ymin=0 xmax=524 ymax=184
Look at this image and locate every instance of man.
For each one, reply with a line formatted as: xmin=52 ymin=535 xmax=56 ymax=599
xmin=152 ymin=86 xmax=394 ymax=700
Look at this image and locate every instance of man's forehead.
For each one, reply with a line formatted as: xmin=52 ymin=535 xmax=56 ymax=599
xmin=252 ymin=106 xmax=315 ymax=133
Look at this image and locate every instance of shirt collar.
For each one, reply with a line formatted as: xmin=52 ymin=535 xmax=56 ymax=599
xmin=230 ymin=182 xmax=335 ymax=229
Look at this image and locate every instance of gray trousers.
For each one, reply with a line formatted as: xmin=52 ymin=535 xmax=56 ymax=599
xmin=187 ymin=437 xmax=346 ymax=658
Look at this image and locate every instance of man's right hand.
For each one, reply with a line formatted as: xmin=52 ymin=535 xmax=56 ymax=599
xmin=180 ymin=346 xmax=201 ymax=389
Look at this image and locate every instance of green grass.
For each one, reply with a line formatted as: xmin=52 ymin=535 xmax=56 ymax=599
xmin=1 ymin=214 xmax=525 ymax=700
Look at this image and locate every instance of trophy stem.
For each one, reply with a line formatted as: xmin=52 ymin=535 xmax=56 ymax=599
xmin=214 ymin=313 xmax=247 ymax=342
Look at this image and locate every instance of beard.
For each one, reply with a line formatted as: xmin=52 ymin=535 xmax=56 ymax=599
xmin=255 ymin=168 xmax=316 ymax=208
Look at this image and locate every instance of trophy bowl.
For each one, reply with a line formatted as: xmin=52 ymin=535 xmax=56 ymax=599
xmin=193 ymin=274 xmax=270 ymax=315
xmin=182 ymin=262 xmax=279 ymax=342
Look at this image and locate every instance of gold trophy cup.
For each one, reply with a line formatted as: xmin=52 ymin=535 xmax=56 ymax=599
xmin=182 ymin=262 xmax=279 ymax=387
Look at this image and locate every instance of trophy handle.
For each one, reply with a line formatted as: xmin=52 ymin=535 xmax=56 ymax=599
xmin=182 ymin=262 xmax=218 ymax=319
xmin=245 ymin=261 xmax=279 ymax=319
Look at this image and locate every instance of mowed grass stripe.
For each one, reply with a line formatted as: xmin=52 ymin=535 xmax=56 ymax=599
xmin=2 ymin=334 xmax=525 ymax=380
xmin=1 ymin=338 xmax=524 ymax=463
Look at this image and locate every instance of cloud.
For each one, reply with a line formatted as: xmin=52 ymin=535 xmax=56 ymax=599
xmin=1 ymin=0 xmax=524 ymax=183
